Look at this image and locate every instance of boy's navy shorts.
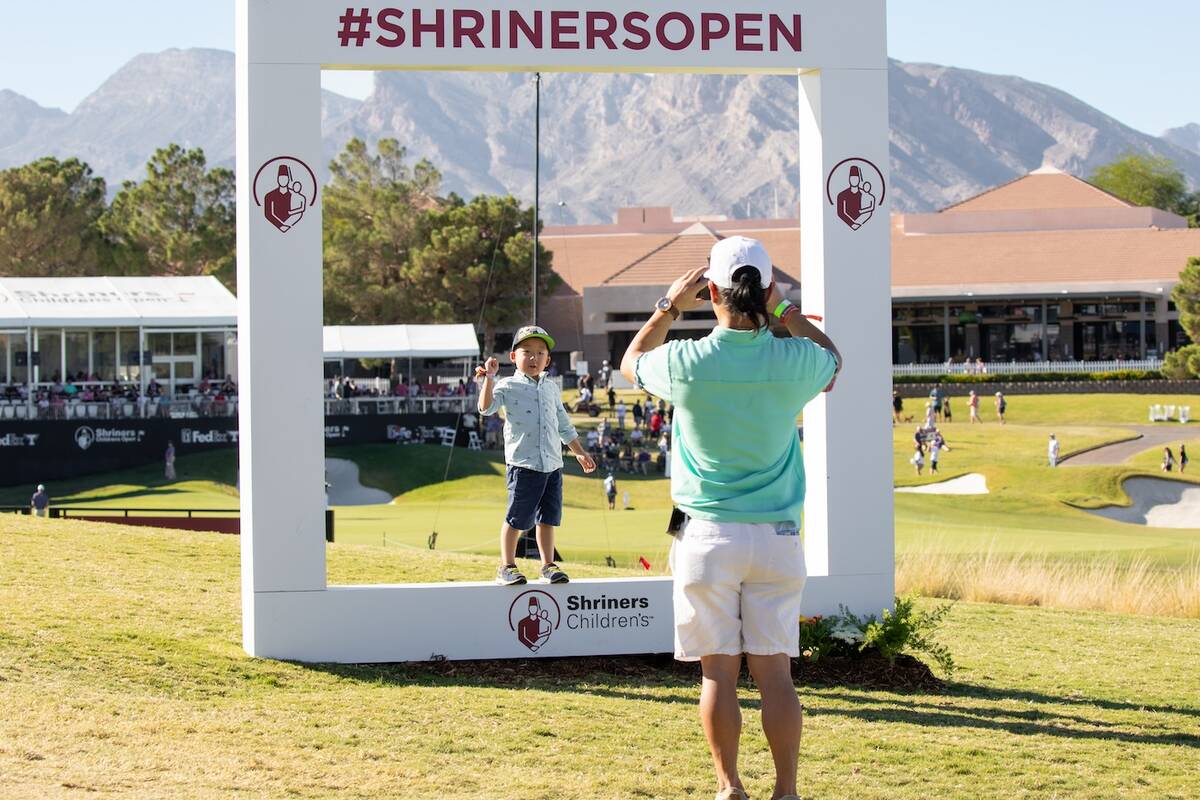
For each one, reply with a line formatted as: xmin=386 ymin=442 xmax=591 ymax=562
xmin=506 ymin=466 xmax=563 ymax=529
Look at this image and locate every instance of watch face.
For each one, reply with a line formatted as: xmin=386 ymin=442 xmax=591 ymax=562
xmin=656 ymin=297 xmax=672 ymax=311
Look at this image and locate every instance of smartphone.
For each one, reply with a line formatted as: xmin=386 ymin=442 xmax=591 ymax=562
xmin=666 ymin=506 xmax=687 ymax=538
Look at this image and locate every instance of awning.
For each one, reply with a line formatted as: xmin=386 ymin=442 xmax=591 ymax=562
xmin=322 ymin=324 xmax=479 ymax=359
xmin=0 ymin=276 xmax=237 ymax=327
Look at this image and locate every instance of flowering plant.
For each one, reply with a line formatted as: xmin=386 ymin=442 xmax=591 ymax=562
xmin=798 ymin=596 xmax=956 ymax=676
xmin=837 ymin=595 xmax=956 ymax=676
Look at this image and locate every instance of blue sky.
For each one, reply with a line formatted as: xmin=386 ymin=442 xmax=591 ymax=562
xmin=0 ymin=1 xmax=1195 ymax=136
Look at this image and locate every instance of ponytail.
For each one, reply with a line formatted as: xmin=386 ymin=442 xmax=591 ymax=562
xmin=718 ymin=266 xmax=770 ymax=331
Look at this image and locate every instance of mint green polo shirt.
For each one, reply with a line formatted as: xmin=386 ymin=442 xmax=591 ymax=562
xmin=635 ymin=327 xmax=837 ymax=525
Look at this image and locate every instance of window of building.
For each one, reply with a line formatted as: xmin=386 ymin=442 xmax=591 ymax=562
xmin=893 ymin=325 xmax=945 ymax=364
xmin=93 ymin=330 xmax=117 ymax=380
xmin=65 ymin=331 xmax=89 ymax=380
xmin=36 ymin=330 xmax=62 ymax=382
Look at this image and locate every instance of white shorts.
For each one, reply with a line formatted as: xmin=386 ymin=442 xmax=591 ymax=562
xmin=669 ymin=518 xmax=807 ymax=662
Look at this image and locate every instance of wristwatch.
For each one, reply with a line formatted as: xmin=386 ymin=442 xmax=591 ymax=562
xmin=655 ymin=296 xmax=679 ymax=320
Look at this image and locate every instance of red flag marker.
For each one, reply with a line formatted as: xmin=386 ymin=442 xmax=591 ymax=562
xmin=639 ymin=557 xmax=652 ymax=570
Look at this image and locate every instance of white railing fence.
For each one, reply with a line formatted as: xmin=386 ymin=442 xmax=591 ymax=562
xmin=893 ymin=359 xmax=1163 ymax=378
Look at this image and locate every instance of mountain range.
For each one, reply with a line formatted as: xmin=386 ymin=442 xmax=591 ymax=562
xmin=1 ymin=48 xmax=1197 ymax=223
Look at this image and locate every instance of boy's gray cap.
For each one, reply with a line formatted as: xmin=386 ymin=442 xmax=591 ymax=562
xmin=511 ymin=325 xmax=556 ymax=351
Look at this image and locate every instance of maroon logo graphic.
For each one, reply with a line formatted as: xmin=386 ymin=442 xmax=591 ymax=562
xmin=508 ymin=590 xmax=561 ymax=653
xmin=253 ymin=157 xmax=318 ymax=233
xmin=826 ymin=158 xmax=885 ymax=232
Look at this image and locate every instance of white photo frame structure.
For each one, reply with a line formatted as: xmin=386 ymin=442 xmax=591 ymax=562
xmin=237 ymin=0 xmax=893 ymax=662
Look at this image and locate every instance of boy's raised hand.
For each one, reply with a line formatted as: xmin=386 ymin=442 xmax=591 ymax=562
xmin=576 ymin=452 xmax=597 ymax=473
xmin=475 ymin=357 xmax=499 ymax=379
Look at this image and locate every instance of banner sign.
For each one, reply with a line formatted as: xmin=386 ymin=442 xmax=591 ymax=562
xmin=0 ymin=413 xmax=458 ymax=487
xmin=247 ymin=1 xmax=887 ymax=72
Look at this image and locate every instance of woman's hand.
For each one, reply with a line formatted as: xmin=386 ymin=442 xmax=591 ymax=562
xmin=667 ymin=267 xmax=711 ymax=313
xmin=766 ymin=280 xmax=784 ymax=311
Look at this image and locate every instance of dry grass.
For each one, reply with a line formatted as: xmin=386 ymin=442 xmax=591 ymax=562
xmin=897 ymin=543 xmax=1200 ymax=618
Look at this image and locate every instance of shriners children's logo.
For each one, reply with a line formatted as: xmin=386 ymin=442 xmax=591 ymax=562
xmin=508 ymin=590 xmax=561 ymax=652
xmin=252 ymin=156 xmax=319 ymax=233
xmin=826 ymin=157 xmax=885 ymax=232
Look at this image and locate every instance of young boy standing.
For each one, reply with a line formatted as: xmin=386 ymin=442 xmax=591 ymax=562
xmin=478 ymin=325 xmax=597 ymax=586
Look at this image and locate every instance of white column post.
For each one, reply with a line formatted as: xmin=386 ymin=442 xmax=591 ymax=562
xmin=237 ymin=2 xmax=327 ymax=655
xmin=798 ymin=68 xmax=894 ymax=613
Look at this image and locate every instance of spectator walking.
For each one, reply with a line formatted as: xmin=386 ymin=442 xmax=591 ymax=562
xmin=929 ymin=384 xmax=943 ymax=423
xmin=968 ymin=390 xmax=981 ymax=424
xmin=1181 ymin=444 xmax=1189 ymax=474
xmin=164 ymin=441 xmax=177 ymax=481
xmin=607 ymin=384 xmax=617 ymax=411
xmin=616 ymin=400 xmax=627 ymax=429
xmin=30 ymin=484 xmax=50 ymax=517
xmin=604 ymin=472 xmax=618 ymax=510
xmin=892 ymin=390 xmax=903 ymax=424
xmin=910 ymin=440 xmax=925 ymax=475
xmin=1048 ymin=434 xmax=1060 ymax=467
xmin=632 ymin=400 xmax=644 ymax=430
xmin=942 ymin=395 xmax=952 ymax=424
xmin=929 ymin=431 xmax=949 ymax=474
xmin=923 ymin=402 xmax=936 ymax=430
xmin=1162 ymin=446 xmax=1176 ymax=473
xmin=994 ymin=391 xmax=1007 ymax=425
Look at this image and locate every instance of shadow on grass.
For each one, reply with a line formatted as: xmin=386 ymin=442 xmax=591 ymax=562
xmin=814 ymin=688 xmax=1200 ymax=748
xmin=299 ymin=661 xmax=1199 ymax=748
xmin=56 ymin=486 xmax=209 ymax=505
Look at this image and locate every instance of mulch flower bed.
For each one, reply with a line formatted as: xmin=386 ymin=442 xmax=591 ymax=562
xmin=366 ymin=651 xmax=943 ymax=693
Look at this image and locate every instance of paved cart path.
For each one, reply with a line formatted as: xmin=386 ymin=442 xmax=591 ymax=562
xmin=1061 ymin=426 xmax=1199 ymax=466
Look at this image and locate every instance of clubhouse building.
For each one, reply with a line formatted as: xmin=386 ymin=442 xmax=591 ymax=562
xmin=537 ymin=167 xmax=1200 ymax=371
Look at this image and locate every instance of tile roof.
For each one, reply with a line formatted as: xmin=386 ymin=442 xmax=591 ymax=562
xmin=892 ymin=227 xmax=1199 ymax=288
xmin=940 ymin=168 xmax=1132 ymax=213
xmin=598 ymin=222 xmax=800 ymax=287
xmin=540 ymin=233 xmax=673 ymax=294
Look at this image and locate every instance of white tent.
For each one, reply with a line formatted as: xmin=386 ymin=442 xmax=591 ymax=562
xmin=0 ymin=276 xmax=236 ymax=328
xmin=322 ymin=324 xmax=479 ymax=360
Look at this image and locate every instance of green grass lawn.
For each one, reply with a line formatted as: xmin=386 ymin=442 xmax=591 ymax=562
xmin=1 ymin=516 xmax=1197 ymax=799
xmin=7 ymin=394 xmax=1200 ymax=574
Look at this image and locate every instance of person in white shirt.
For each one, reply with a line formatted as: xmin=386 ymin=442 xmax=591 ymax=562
xmin=1048 ymin=434 xmax=1060 ymax=467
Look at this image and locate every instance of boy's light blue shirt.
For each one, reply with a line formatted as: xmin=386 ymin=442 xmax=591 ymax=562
xmin=635 ymin=326 xmax=837 ymax=525
xmin=481 ymin=372 xmax=579 ymax=473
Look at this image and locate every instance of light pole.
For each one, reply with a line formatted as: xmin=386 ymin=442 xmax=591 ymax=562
xmin=532 ymin=72 xmax=541 ymax=326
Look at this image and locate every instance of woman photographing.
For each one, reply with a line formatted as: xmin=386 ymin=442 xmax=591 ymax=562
xmin=620 ymin=236 xmax=841 ymax=800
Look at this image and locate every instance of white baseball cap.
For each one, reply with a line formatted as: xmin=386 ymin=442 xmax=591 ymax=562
xmin=704 ymin=236 xmax=772 ymax=289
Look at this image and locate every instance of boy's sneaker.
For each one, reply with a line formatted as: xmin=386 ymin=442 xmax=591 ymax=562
xmin=496 ymin=564 xmax=527 ymax=586
xmin=540 ymin=563 xmax=569 ymax=584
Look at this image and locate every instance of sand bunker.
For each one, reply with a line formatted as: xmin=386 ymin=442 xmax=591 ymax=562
xmin=325 ymin=458 xmax=394 ymax=506
xmin=1082 ymin=477 xmax=1200 ymax=528
xmin=895 ymin=474 xmax=989 ymax=495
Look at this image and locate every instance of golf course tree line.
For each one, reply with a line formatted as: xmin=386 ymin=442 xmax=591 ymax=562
xmin=1163 ymin=255 xmax=1200 ymax=379
xmin=1089 ymin=154 xmax=1200 ymax=380
xmin=321 ymin=138 xmax=560 ymax=356
xmin=0 ymin=146 xmax=236 ymax=288
xmin=0 ymin=138 xmax=558 ymax=354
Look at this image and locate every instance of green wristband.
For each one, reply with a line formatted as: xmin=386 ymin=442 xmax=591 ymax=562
xmin=773 ymin=299 xmax=794 ymax=319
